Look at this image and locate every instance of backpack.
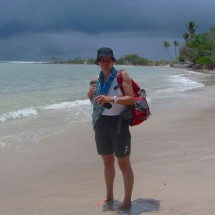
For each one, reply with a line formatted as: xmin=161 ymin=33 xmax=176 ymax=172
xmin=117 ymin=70 xmax=151 ymax=126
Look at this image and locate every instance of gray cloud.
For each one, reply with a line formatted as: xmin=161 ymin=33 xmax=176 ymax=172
xmin=0 ymin=0 xmax=215 ymax=60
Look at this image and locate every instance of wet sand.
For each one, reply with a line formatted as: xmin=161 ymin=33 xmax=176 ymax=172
xmin=0 ymin=86 xmax=215 ymax=215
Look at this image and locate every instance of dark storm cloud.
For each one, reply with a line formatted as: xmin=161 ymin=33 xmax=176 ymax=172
xmin=0 ymin=0 xmax=215 ymax=60
xmin=1 ymin=0 xmax=214 ymax=37
xmin=0 ymin=0 xmax=156 ymax=38
xmin=0 ymin=22 xmax=28 ymax=39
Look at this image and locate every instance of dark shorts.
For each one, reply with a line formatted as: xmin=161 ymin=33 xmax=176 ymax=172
xmin=94 ymin=115 xmax=131 ymax=158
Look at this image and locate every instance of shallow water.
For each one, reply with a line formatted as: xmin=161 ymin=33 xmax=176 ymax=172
xmin=0 ymin=63 xmax=210 ymax=152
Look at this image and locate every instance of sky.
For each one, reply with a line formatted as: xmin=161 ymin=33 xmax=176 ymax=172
xmin=0 ymin=0 xmax=215 ymax=61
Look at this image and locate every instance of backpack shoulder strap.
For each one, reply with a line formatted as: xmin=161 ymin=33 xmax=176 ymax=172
xmin=118 ymin=70 xmax=140 ymax=97
xmin=117 ymin=70 xmax=125 ymax=95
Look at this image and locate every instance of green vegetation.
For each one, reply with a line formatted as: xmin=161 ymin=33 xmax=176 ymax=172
xmin=173 ymin=40 xmax=180 ymax=61
xmin=50 ymin=57 xmax=87 ymax=64
xmin=163 ymin=21 xmax=215 ymax=69
xmin=163 ymin=41 xmax=172 ymax=60
xmin=179 ymin=24 xmax=215 ymax=69
xmin=117 ymin=54 xmax=152 ymax=65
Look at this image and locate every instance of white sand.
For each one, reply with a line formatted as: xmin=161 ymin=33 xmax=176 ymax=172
xmin=1 ymin=86 xmax=215 ymax=215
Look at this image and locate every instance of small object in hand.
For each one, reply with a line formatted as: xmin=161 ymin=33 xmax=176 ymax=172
xmin=103 ymin=103 xmax=112 ymax=109
xmin=89 ymin=80 xmax=96 ymax=86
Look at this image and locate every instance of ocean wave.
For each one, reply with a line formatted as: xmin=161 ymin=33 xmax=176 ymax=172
xmin=44 ymin=99 xmax=90 ymax=110
xmin=156 ymin=75 xmax=205 ymax=94
xmin=0 ymin=99 xmax=91 ymax=123
xmin=0 ymin=108 xmax=38 ymax=123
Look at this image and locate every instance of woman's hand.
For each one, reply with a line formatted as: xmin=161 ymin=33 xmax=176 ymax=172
xmin=95 ymin=95 xmax=113 ymax=105
xmin=88 ymin=83 xmax=96 ymax=103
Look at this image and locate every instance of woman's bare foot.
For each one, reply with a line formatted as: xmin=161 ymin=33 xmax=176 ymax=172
xmin=118 ymin=201 xmax=132 ymax=210
xmin=96 ymin=198 xmax=114 ymax=207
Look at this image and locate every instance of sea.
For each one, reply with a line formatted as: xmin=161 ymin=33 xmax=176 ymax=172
xmin=0 ymin=62 xmax=211 ymax=153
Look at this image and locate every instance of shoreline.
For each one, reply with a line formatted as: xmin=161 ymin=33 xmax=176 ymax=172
xmin=172 ymin=63 xmax=215 ymax=74
xmin=0 ymin=85 xmax=215 ymax=214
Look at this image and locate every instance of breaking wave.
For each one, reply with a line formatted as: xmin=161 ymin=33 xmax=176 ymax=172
xmin=0 ymin=108 xmax=39 ymax=123
xmin=0 ymin=99 xmax=91 ymax=123
xmin=156 ymin=74 xmax=205 ymax=94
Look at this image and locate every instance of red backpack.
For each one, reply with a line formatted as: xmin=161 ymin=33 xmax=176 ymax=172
xmin=117 ymin=70 xmax=151 ymax=126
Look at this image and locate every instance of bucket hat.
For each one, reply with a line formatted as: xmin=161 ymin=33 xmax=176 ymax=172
xmin=95 ymin=47 xmax=116 ymax=65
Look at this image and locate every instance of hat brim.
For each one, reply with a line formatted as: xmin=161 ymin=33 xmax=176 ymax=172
xmin=94 ymin=56 xmax=116 ymax=65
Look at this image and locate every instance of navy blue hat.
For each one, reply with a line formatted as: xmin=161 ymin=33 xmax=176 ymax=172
xmin=95 ymin=47 xmax=116 ymax=65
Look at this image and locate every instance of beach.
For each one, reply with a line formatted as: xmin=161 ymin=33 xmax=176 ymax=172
xmin=1 ymin=83 xmax=215 ymax=215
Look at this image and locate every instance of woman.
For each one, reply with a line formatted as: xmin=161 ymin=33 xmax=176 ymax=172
xmin=88 ymin=47 xmax=134 ymax=210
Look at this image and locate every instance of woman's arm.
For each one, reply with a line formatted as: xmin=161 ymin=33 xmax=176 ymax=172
xmin=118 ymin=70 xmax=134 ymax=105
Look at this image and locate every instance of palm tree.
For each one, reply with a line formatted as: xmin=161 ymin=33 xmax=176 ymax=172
xmin=183 ymin=32 xmax=189 ymax=44
xmin=163 ymin=41 xmax=172 ymax=60
xmin=186 ymin=21 xmax=198 ymax=39
xmin=173 ymin=40 xmax=180 ymax=61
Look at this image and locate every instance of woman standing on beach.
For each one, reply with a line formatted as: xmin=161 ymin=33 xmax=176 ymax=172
xmin=88 ymin=47 xmax=134 ymax=209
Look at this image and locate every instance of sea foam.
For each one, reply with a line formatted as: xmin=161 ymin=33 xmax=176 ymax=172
xmin=0 ymin=108 xmax=38 ymax=123
xmin=0 ymin=100 xmax=91 ymax=123
xmin=44 ymin=99 xmax=90 ymax=110
xmin=157 ymin=74 xmax=205 ymax=94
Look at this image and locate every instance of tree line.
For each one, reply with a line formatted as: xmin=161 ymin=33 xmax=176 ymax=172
xmin=49 ymin=54 xmax=169 ymax=66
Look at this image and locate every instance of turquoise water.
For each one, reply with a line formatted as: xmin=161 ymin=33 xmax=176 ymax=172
xmin=0 ymin=63 xmax=97 ymax=113
xmin=0 ymin=62 xmax=208 ymax=152
xmin=0 ymin=63 xmax=206 ymax=122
